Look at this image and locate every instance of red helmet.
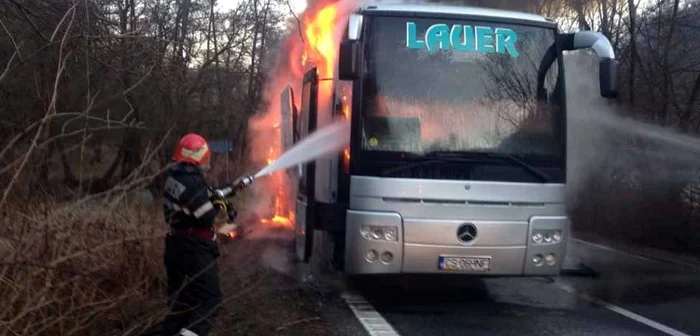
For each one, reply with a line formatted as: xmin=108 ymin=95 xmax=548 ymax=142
xmin=172 ymin=133 xmax=211 ymax=166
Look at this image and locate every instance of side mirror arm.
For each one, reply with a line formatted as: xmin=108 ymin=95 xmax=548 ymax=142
xmin=558 ymin=32 xmax=619 ymax=99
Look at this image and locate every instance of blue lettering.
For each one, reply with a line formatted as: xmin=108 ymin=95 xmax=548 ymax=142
xmin=406 ymin=22 xmax=519 ymax=57
xmin=425 ymin=24 xmax=450 ymax=53
xmin=450 ymin=25 xmax=474 ymax=52
xmin=406 ymin=22 xmax=425 ymax=49
xmin=475 ymin=26 xmax=495 ymax=53
xmin=495 ymin=28 xmax=519 ymax=57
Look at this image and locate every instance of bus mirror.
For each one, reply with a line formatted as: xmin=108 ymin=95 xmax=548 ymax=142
xmin=558 ymin=31 xmax=619 ymax=99
xmin=339 ymin=40 xmax=359 ymax=80
xmin=599 ymin=58 xmax=619 ymax=99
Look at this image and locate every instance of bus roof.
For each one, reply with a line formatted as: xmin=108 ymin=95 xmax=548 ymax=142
xmin=356 ymin=3 xmax=553 ymax=25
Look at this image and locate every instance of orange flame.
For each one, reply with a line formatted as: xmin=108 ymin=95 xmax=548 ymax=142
xmin=247 ymin=0 xmax=350 ymax=230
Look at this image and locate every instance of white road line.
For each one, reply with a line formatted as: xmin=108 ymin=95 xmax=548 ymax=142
xmin=573 ymin=238 xmax=700 ymax=270
xmin=572 ymin=239 xmax=661 ymax=264
xmin=556 ymin=282 xmax=693 ymax=336
xmin=341 ymin=292 xmax=401 ymax=336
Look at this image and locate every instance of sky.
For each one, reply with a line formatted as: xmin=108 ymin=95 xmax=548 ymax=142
xmin=217 ymin=0 xmax=660 ymax=24
xmin=218 ymin=0 xmax=308 ymax=15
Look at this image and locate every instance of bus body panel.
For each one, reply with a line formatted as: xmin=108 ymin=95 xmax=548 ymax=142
xmin=344 ymin=176 xmax=569 ymax=275
xmin=348 ymin=176 xmax=566 ymax=205
xmin=344 ymin=210 xmax=404 ymax=274
xmin=403 ymin=219 xmax=529 ymax=246
xmin=314 ymin=79 xmax=338 ymax=204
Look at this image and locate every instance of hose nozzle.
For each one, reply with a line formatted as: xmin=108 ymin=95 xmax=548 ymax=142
xmin=233 ymin=174 xmax=254 ymax=190
xmin=214 ymin=174 xmax=255 ymax=199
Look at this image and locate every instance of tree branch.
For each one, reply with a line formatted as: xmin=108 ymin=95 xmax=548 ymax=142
xmin=0 ymin=4 xmax=77 ymax=210
xmin=285 ymin=0 xmax=304 ymax=44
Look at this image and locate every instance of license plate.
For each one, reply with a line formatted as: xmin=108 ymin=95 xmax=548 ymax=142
xmin=438 ymin=255 xmax=491 ymax=272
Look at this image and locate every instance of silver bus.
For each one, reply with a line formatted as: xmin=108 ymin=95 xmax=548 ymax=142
xmin=283 ymin=3 xmax=618 ymax=276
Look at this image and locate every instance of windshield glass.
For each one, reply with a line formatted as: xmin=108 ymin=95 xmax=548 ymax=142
xmin=360 ymin=16 xmax=562 ymax=159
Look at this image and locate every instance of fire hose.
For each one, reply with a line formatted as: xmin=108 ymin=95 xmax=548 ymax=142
xmin=211 ymin=174 xmax=254 ymax=239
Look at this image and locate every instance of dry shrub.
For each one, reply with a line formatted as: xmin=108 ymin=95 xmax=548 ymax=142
xmin=206 ymin=154 xmax=250 ymax=187
xmin=0 ymin=199 xmax=168 ymax=336
xmin=568 ymin=133 xmax=700 ymax=256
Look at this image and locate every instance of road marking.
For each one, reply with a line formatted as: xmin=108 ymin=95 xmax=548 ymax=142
xmin=556 ymin=282 xmax=693 ymax=336
xmin=341 ymin=291 xmax=401 ymax=336
xmin=573 ymin=238 xmax=699 ymax=270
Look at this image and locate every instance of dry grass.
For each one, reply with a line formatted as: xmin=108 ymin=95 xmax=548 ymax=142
xmin=569 ymin=144 xmax=700 ymax=258
xmin=211 ymin=232 xmax=335 ymax=336
xmin=0 ymin=150 xmax=333 ymax=336
xmin=0 ymin=200 xmax=168 ymax=336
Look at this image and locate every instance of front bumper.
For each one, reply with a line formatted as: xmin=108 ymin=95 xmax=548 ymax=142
xmin=344 ymin=210 xmax=569 ymax=276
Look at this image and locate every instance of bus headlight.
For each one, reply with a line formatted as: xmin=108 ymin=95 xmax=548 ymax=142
xmin=545 ymin=253 xmax=557 ymax=265
xmin=532 ymin=254 xmax=544 ymax=266
xmin=543 ymin=232 xmax=553 ymax=243
xmin=532 ymin=232 xmax=543 ymax=244
xmin=365 ymin=249 xmax=378 ymax=262
xmin=552 ymin=231 xmax=562 ymax=242
xmin=360 ymin=226 xmax=398 ymax=241
xmin=531 ymin=229 xmax=563 ymax=245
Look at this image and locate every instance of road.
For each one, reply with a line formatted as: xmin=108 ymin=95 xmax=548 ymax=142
xmin=328 ymin=237 xmax=700 ymax=336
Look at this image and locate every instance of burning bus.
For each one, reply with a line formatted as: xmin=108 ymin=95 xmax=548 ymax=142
xmin=278 ymin=3 xmax=618 ymax=276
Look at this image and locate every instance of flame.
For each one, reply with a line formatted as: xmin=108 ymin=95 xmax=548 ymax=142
xmin=246 ymin=0 xmax=352 ymax=230
xmin=228 ymin=230 xmax=239 ymax=239
xmin=290 ymin=1 xmax=342 ymax=79
xmin=261 ymin=215 xmax=293 ymax=228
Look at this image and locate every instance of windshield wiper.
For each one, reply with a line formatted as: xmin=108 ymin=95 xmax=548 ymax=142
xmin=380 ymin=159 xmax=449 ymax=176
xmin=410 ymin=151 xmax=552 ymax=183
xmin=483 ymin=152 xmax=551 ymax=183
xmin=384 ymin=151 xmax=551 ymax=182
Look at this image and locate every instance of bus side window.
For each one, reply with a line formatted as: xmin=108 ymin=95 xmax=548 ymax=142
xmin=293 ymin=104 xmax=300 ymax=143
xmin=298 ymin=83 xmax=312 ymax=191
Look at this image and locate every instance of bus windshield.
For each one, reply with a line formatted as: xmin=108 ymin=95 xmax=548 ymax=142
xmin=360 ymin=16 xmax=563 ymax=162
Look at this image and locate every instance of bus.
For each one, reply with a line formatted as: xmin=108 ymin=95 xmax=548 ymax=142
xmin=282 ymin=3 xmax=618 ymax=276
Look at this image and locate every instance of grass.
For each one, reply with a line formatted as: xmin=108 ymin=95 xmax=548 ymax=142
xmin=210 ymin=232 xmax=335 ymax=336
xmin=0 ymin=200 xmax=167 ymax=336
xmin=0 ymin=152 xmax=334 ymax=336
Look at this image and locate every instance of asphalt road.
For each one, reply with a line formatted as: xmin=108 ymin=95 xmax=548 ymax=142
xmin=339 ymin=238 xmax=700 ymax=336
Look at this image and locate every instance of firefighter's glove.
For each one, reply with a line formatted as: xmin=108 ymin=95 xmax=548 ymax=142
xmin=212 ymin=197 xmax=228 ymax=214
xmin=225 ymin=200 xmax=237 ymax=221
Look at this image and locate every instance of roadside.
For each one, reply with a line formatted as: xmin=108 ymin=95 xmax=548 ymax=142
xmin=560 ymin=237 xmax=700 ymax=336
xmin=203 ymin=224 xmax=700 ymax=336
xmin=207 ymin=227 xmax=366 ymax=336
xmin=571 ymin=229 xmax=700 ymax=271
xmin=343 ymin=235 xmax=700 ymax=336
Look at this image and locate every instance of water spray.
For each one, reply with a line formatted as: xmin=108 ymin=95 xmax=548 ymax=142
xmin=217 ymin=118 xmax=349 ymax=201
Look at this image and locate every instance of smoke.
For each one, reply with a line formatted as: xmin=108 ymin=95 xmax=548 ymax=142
xmin=564 ymin=51 xmax=700 ymax=208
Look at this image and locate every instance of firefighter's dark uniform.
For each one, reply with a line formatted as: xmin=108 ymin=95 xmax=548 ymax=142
xmin=162 ymin=162 xmax=222 ymax=336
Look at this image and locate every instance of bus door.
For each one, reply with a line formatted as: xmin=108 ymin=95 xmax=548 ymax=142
xmin=295 ymin=68 xmax=318 ymax=262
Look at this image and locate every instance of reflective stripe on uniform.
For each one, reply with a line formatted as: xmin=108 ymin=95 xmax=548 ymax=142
xmin=165 ymin=199 xmax=192 ymax=215
xmin=193 ymin=201 xmax=214 ymax=218
xmin=178 ymin=328 xmax=198 ymax=336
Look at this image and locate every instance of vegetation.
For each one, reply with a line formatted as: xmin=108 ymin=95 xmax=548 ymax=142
xmin=1 ymin=0 xmax=699 ymax=334
xmin=0 ymin=0 xmax=309 ymax=335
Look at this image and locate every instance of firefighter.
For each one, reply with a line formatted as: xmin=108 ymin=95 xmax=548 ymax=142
xmin=161 ymin=133 xmax=252 ymax=336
